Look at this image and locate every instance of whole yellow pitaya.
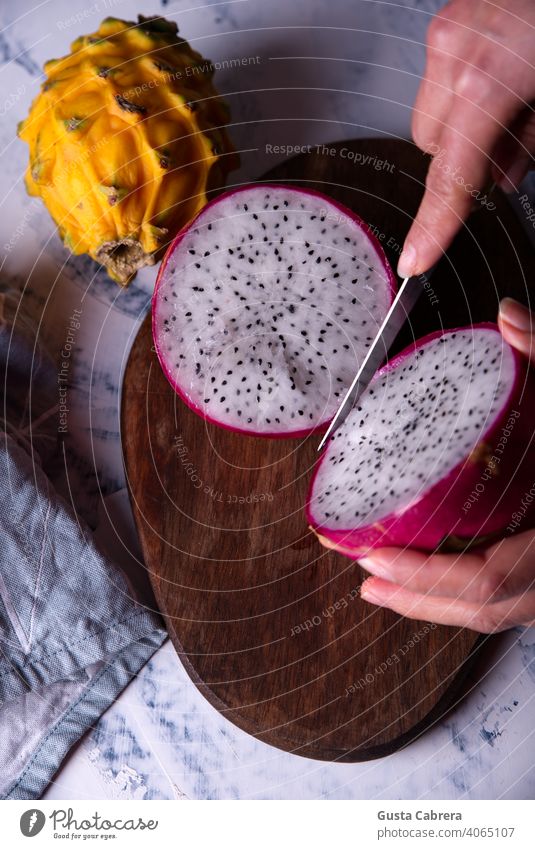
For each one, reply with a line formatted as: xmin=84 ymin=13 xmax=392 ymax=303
xmin=17 ymin=15 xmax=238 ymax=285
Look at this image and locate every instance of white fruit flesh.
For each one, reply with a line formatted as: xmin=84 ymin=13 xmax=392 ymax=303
xmin=154 ymin=186 xmax=393 ymax=434
xmin=311 ymin=328 xmax=514 ymax=528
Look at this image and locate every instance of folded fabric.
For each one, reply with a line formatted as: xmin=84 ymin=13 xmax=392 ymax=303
xmin=0 ymin=291 xmax=166 ymax=799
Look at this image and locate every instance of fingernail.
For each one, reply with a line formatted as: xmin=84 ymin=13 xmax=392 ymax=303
xmin=359 ymin=556 xmax=391 ymax=578
xmin=499 ymin=297 xmax=531 ymax=332
xmin=360 ymin=578 xmax=383 ymax=605
xmin=397 ymin=243 xmax=416 ymax=278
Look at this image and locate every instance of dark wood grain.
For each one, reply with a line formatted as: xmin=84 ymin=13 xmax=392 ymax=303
xmin=121 ymin=139 xmax=534 ymax=761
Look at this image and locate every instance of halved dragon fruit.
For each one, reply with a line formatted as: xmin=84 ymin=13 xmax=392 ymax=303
xmin=152 ymin=184 xmax=395 ymax=437
xmin=307 ymin=324 xmax=535 ymax=554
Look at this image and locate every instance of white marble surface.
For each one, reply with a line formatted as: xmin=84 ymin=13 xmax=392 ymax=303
xmin=0 ymin=0 xmax=534 ymax=800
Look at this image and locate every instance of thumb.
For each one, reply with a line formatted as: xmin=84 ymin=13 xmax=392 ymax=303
xmin=498 ymin=298 xmax=535 ymax=363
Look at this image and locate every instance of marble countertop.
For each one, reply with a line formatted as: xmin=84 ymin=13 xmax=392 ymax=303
xmin=1 ymin=0 xmax=534 ymax=799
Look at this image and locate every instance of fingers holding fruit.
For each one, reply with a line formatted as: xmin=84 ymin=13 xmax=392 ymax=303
xmin=355 ymin=530 xmax=535 ymax=633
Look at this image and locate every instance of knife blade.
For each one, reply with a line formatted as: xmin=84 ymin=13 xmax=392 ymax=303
xmin=317 ymin=267 xmax=435 ymax=451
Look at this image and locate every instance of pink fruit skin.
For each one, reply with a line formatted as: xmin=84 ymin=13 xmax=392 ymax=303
xmin=306 ymin=323 xmax=535 ymax=555
xmin=152 ymin=183 xmax=397 ymax=439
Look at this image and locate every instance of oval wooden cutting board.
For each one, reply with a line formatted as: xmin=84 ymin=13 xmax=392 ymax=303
xmin=121 ymin=139 xmax=534 ymax=761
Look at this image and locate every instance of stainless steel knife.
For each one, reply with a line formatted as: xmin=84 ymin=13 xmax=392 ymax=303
xmin=317 ymin=266 xmax=436 ymax=451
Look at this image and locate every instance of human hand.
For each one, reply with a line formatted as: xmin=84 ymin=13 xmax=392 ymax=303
xmin=357 ymin=529 xmax=535 ymax=633
xmin=398 ymin=0 xmax=535 ymax=279
xmin=323 ymin=299 xmax=535 ymax=633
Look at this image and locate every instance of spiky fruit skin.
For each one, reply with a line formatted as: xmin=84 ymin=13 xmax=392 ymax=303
xmin=307 ymin=324 xmax=535 ymax=555
xmin=17 ymin=15 xmax=238 ymax=285
xmin=152 ymin=184 xmax=397 ymax=438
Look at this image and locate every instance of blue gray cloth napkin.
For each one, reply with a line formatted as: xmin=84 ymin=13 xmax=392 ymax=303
xmin=0 ymin=291 xmax=166 ymax=799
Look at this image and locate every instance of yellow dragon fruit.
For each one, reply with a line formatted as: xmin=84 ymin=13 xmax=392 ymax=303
xmin=17 ymin=15 xmax=238 ymax=285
